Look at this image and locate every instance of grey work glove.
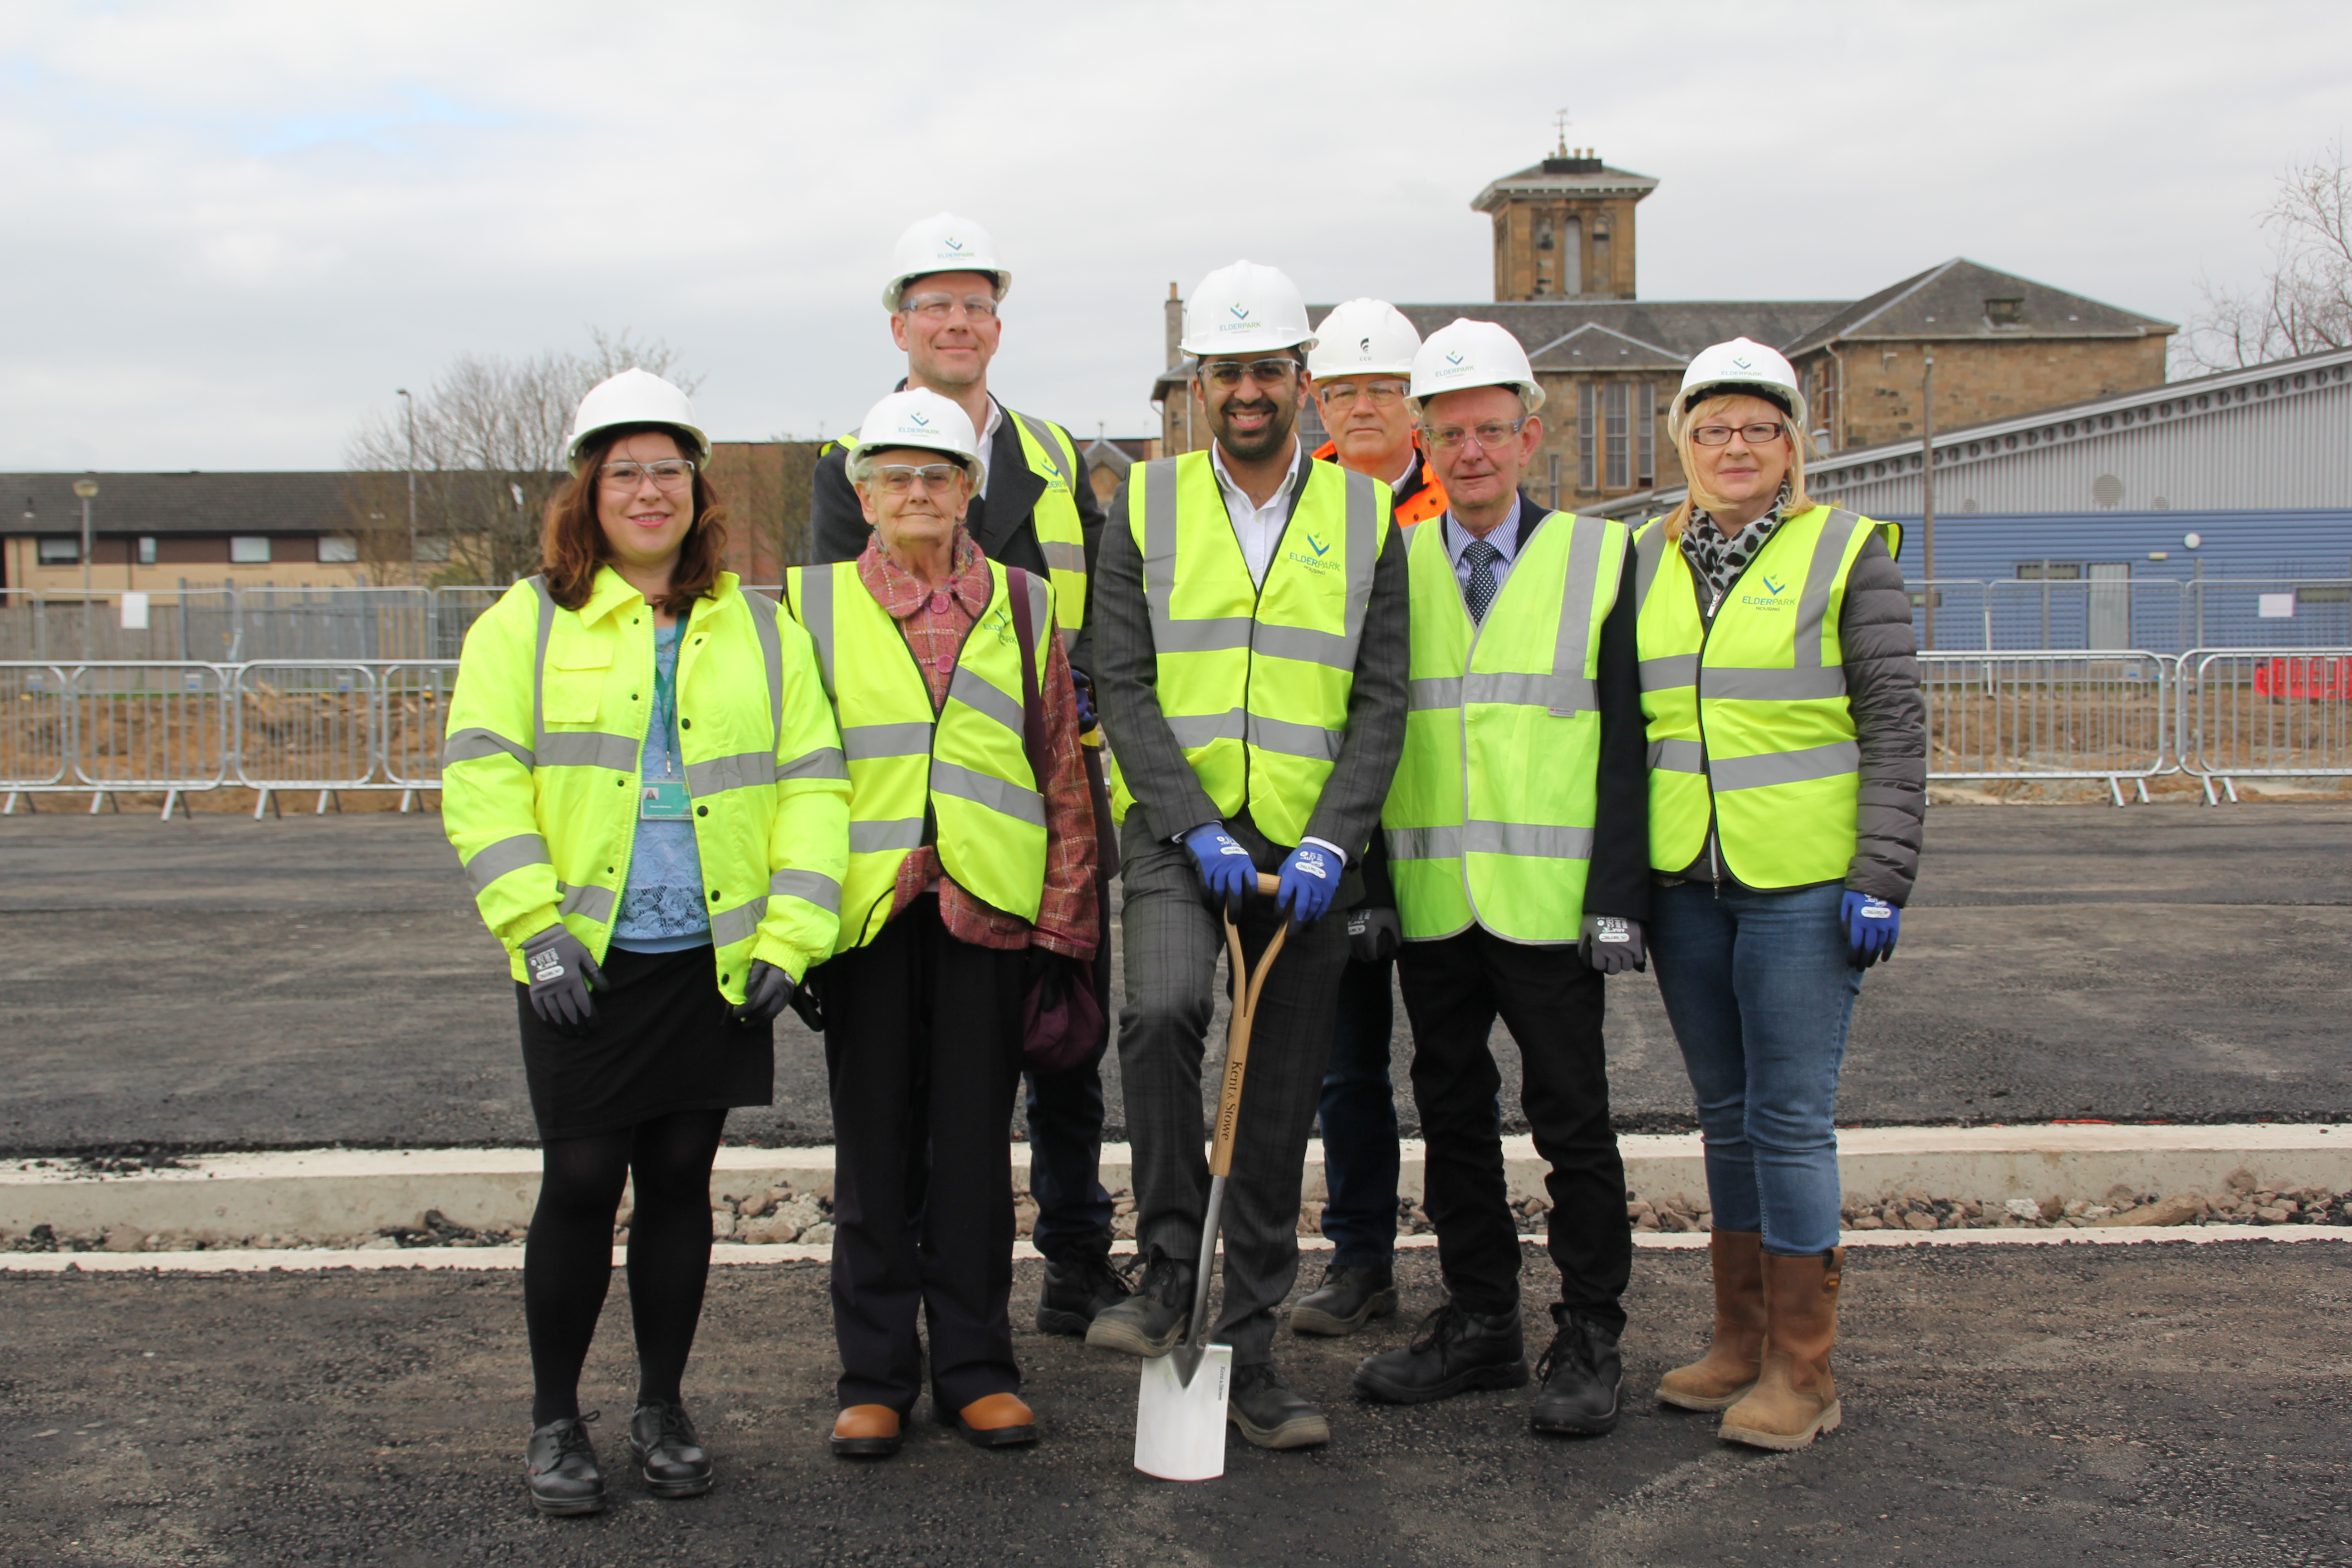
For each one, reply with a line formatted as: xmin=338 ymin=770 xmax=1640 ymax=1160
xmin=1345 ymin=905 xmax=1401 ymax=965
xmin=1578 ymin=914 xmax=1647 ymax=975
xmin=733 ymin=960 xmax=798 ymax=1028
xmin=523 ymin=925 xmax=603 ymax=1035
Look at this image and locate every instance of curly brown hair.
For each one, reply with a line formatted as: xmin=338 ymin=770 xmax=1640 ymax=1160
xmin=539 ymin=423 xmax=731 ymax=615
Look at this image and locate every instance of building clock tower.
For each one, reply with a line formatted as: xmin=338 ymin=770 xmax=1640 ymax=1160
xmin=1471 ymin=136 xmax=1658 ymax=303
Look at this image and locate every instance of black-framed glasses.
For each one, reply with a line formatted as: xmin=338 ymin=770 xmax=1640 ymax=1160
xmin=1425 ymin=417 xmax=1527 ymax=451
xmin=1198 ymin=358 xmax=1301 ymax=389
xmin=598 ymin=460 xmax=696 ymax=490
xmin=1691 ymin=421 xmax=1787 ymax=446
xmin=903 ymin=293 xmax=999 ymax=322
xmin=1318 ymin=380 xmax=1408 ymax=410
xmin=866 ymin=463 xmax=967 ymax=495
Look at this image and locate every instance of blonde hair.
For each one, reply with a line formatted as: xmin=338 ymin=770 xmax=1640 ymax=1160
xmin=1662 ymin=392 xmax=1814 ymax=540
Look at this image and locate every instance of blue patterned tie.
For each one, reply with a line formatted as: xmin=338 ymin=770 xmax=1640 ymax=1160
xmin=1462 ymin=539 xmax=1501 ymax=624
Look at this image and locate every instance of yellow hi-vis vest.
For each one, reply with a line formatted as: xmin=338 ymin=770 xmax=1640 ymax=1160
xmin=1382 ymin=510 xmax=1627 ymax=944
xmin=784 ymin=558 xmax=1054 ymax=953
xmin=1634 ymin=505 xmax=1898 ymax=889
xmin=441 ymin=568 xmax=851 ymax=1002
xmin=1122 ymin=451 xmax=1390 ymax=847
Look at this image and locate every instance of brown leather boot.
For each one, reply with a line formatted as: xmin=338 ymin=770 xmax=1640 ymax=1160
xmin=1657 ymin=1230 xmax=1766 ymax=1412
xmin=830 ymin=1404 xmax=902 ymax=1459
xmin=1719 ymin=1248 xmax=1842 ymax=1451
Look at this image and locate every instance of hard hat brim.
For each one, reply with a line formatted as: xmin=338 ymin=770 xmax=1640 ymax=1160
xmin=883 ymin=269 xmax=1012 ymax=313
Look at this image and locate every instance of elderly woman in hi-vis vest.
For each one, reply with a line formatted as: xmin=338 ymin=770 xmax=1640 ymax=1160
xmin=1630 ymin=339 xmax=1924 ymax=1453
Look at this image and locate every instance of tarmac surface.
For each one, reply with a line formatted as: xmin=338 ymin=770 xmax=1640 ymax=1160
xmin=3 ymin=804 xmax=2350 ymax=1155
xmin=4 ymin=1240 xmax=2346 ymax=1567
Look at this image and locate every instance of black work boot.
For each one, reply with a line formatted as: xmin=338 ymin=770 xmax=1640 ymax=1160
xmin=524 ymin=1411 xmax=606 ymax=1516
xmin=1228 ymin=1363 xmax=1330 ymax=1450
xmin=1083 ymin=1251 xmax=1194 ymax=1358
xmin=1036 ymin=1247 xmax=1135 ymax=1337
xmin=1290 ymin=1262 xmax=1399 ymax=1337
xmin=1353 ymin=1300 xmax=1531 ymax=1405
xmin=1531 ymin=1307 xmax=1624 ymax=1436
xmin=629 ymin=1399 xmax=713 ymax=1498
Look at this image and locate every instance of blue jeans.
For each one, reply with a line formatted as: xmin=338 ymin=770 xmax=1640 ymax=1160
xmin=1315 ymin=956 xmax=1400 ymax=1269
xmin=1024 ymin=1047 xmax=1113 ymax=1264
xmin=1649 ymin=881 xmax=1862 ymax=1256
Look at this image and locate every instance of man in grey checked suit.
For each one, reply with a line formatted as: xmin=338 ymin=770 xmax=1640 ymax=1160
xmin=1085 ymin=260 xmax=1408 ymax=1450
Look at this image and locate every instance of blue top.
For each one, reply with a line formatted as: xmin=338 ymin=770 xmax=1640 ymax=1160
xmin=1442 ymin=497 xmax=1527 ymax=599
xmin=610 ymin=620 xmax=712 ymax=953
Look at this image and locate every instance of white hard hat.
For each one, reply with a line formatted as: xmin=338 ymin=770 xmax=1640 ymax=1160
xmin=845 ymin=389 xmax=987 ymax=493
xmin=882 ymin=213 xmax=1010 ymax=312
xmin=565 ymin=369 xmax=711 ymax=477
xmin=1180 ymin=260 xmax=1317 ymax=358
xmin=1307 ymin=299 xmax=1421 ymax=380
xmin=1408 ymin=318 xmax=1546 ymax=415
xmin=1672 ymin=338 xmax=1808 ymax=439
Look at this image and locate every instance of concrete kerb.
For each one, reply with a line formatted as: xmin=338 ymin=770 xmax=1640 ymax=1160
xmin=4 ymin=1123 xmax=2345 ymax=1242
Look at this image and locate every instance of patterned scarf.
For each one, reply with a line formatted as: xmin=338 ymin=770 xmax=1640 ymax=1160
xmin=1678 ymin=482 xmax=1792 ymax=610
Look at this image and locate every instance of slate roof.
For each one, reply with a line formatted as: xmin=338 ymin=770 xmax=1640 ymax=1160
xmin=1470 ymin=157 xmax=1660 ymax=213
xmin=1782 ymin=258 xmax=2176 ymax=355
xmin=1 ymin=472 xmax=355 ymax=536
xmin=1311 ymin=300 xmax=1852 ymax=375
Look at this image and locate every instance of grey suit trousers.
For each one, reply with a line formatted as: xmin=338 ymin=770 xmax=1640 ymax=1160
xmin=1117 ymin=817 xmax=1349 ymax=1367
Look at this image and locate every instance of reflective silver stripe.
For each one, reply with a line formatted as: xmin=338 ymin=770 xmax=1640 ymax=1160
xmin=1021 ymin=567 xmax=1053 ymax=645
xmin=529 ymin=575 xmax=556 ymax=751
xmin=1639 ymin=654 xmax=1699 ymax=691
xmin=1702 ymin=666 xmax=1849 ymax=701
xmin=1338 ymin=466 xmax=1379 ymax=645
xmin=1397 ymin=519 xmax=1420 ymax=553
xmin=442 ymin=726 xmax=533 ymax=769
xmin=465 ymin=832 xmax=550 ymax=892
xmin=1386 ymin=824 xmax=1460 ymax=860
xmin=1546 ymin=513 xmax=1610 ymax=714
xmin=1710 ymin=739 xmax=1861 ymax=792
xmin=769 ymin=867 xmax=842 ymax=915
xmin=1246 ymin=712 xmax=1344 ymax=762
xmin=537 ymin=731 xmax=640 ymax=771
xmin=684 ymin=750 xmax=775 ymax=797
xmin=1140 ymin=458 xmax=1183 ymax=642
xmin=1167 ymin=709 xmax=1247 ymax=747
xmin=1632 ymin=520 xmax=1670 ymax=609
xmin=1158 ymin=615 xmax=1255 ymax=653
xmin=1647 ymin=738 xmax=1706 ymax=773
xmin=1253 ymin=622 xmax=1354 ymax=666
xmin=1012 ymin=410 xmax=1074 ymax=484
xmin=710 ymin=897 xmax=766 ymax=949
xmin=851 ymin=818 xmax=926 ymax=853
xmin=777 ymin=745 xmax=848 ymax=782
xmin=1409 ymin=676 xmax=1461 ymax=711
xmin=1463 ymin=669 xmax=1595 ymax=712
xmin=746 ymin=588 xmax=785 ymax=742
xmin=930 ymin=759 xmax=1045 ymax=827
xmin=1058 ymin=625 xmax=1080 ymax=652
xmin=1465 ymin=819 xmax=1593 ymax=859
xmin=797 ymin=567 xmax=836 ymax=692
xmin=556 ymin=881 xmax=615 ymax=923
xmin=1795 ymin=509 xmax=1868 ymax=667
xmin=1039 ymin=539 xmax=1088 ymax=575
xmin=841 ymin=721 xmax=933 ymax=760
xmin=948 ymin=662 xmax=1026 ymax=737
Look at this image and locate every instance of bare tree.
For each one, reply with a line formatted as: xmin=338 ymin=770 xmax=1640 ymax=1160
xmin=2182 ymin=139 xmax=2352 ymax=372
xmin=344 ymin=331 xmax=701 ymax=585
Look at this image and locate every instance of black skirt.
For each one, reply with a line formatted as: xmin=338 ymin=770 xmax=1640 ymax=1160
xmin=515 ymin=944 xmax=773 ymax=1141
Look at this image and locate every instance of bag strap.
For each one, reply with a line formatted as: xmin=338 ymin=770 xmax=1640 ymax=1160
xmin=1007 ymin=566 xmax=1050 ymax=790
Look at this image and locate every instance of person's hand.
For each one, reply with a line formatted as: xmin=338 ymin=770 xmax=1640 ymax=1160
xmin=733 ymin=960 xmax=798 ymax=1027
xmin=523 ymin=925 xmax=603 ymax=1036
xmin=1841 ymin=890 xmax=1900 ymax=968
xmin=1183 ymin=823 xmax=1255 ymax=921
xmin=1069 ymin=668 xmax=1098 ymax=732
xmin=1578 ymin=914 xmax=1647 ymax=974
xmin=789 ymin=964 xmax=828 ymax=1033
xmin=1346 ymin=905 xmax=1401 ymax=965
xmin=1023 ymin=945 xmax=1088 ymax=1009
xmin=1275 ymin=843 xmax=1339 ymax=928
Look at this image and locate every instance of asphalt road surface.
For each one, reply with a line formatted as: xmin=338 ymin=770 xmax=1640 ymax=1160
xmin=2 ymin=1241 xmax=2345 ymax=1566
xmin=2 ymin=806 xmax=2348 ymax=1155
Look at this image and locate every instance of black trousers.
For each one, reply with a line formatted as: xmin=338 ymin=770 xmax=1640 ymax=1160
xmin=823 ymin=897 xmax=1025 ymax=1415
xmin=1396 ymin=927 xmax=1630 ymax=1332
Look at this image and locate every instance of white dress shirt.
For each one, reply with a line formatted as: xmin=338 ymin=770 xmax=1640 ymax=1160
xmin=1210 ymin=436 xmax=1304 ymax=587
xmin=976 ymin=397 xmax=1003 ymax=500
xmin=1442 ymin=496 xmax=1526 ymax=601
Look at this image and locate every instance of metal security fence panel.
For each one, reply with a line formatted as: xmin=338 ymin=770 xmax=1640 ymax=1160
xmin=0 ymin=664 xmax=73 ymax=798
xmin=1907 ymin=580 xmax=1992 ymax=652
xmin=236 ymin=588 xmax=437 ymax=662
xmin=380 ymin=661 xmax=460 ymax=786
xmin=0 ymin=591 xmax=240 ymax=662
xmin=1982 ymin=579 xmax=2190 ymax=655
xmin=431 ymin=587 xmax=509 ymax=660
xmin=1921 ymin=652 xmax=2173 ymax=790
xmin=2180 ymin=648 xmax=2352 ymax=795
xmin=233 ymin=664 xmax=379 ymax=804
xmin=2179 ymin=580 xmax=2352 ymax=652
xmin=70 ymin=664 xmax=230 ymax=797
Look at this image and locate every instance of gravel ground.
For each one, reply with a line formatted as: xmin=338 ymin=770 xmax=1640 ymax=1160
xmin=2 ymin=805 xmax=2348 ymax=1155
xmin=2 ymin=1241 xmax=2346 ymax=1566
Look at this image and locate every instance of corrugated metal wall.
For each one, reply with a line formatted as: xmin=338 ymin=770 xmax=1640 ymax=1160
xmin=1874 ymin=508 xmax=2352 ymax=579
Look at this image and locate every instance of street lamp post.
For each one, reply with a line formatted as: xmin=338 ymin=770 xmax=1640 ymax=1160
xmin=396 ymin=388 xmax=418 ymax=583
xmin=1919 ymin=356 xmax=1936 ymax=652
xmin=73 ymin=476 xmax=98 ymax=661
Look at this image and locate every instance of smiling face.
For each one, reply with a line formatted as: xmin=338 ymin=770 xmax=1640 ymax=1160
xmin=1194 ymin=351 xmax=1304 ymax=463
xmin=593 ymin=430 xmax=694 ymax=575
xmin=1685 ymin=392 xmax=1794 ymax=515
xmin=1421 ymin=384 xmax=1541 ymax=514
xmin=1314 ymin=372 xmax=1416 ymax=476
xmin=889 ymin=269 xmax=1002 ymax=392
xmin=855 ymin=444 xmax=974 ymax=561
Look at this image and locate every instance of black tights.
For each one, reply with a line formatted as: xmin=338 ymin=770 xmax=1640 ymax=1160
xmin=524 ymin=1108 xmax=727 ymax=1427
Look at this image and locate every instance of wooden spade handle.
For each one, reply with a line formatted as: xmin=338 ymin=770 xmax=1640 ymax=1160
xmin=1209 ymin=872 xmax=1286 ymax=1179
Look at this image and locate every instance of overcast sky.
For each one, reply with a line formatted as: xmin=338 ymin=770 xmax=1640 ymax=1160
xmin=2 ymin=0 xmax=2345 ymax=472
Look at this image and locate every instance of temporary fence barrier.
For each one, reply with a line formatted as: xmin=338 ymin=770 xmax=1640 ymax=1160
xmin=1920 ymin=651 xmax=2174 ymax=804
xmin=2177 ymin=647 xmax=2352 ymax=804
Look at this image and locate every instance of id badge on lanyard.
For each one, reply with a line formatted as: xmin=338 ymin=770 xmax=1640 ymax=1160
xmin=640 ymin=778 xmax=691 ymax=820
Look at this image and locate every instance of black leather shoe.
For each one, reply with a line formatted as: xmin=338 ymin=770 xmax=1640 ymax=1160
xmin=1531 ymin=1308 xmax=1623 ymax=1436
xmin=1291 ymin=1263 xmax=1398 ymax=1337
xmin=1083 ymin=1251 xmax=1193 ymax=1358
xmin=630 ymin=1399 xmax=713 ymax=1498
xmin=1037 ymin=1248 xmax=1134 ymax=1337
xmin=1228 ymin=1363 xmax=1330 ymax=1450
xmin=524 ymin=1412 xmax=606 ymax=1516
xmin=1353 ymin=1300 xmax=1530 ymax=1404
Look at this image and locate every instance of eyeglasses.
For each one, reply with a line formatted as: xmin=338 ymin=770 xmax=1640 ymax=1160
xmin=867 ymin=463 xmax=966 ymax=495
xmin=1318 ymin=381 xmax=1408 ymax=410
xmin=598 ymin=460 xmax=696 ymax=490
xmin=1424 ymin=418 xmax=1527 ymax=451
xmin=1198 ymin=358 xmax=1300 ymax=390
xmin=1690 ymin=421 xmax=1787 ymax=446
xmin=903 ymin=293 xmax=999 ymax=322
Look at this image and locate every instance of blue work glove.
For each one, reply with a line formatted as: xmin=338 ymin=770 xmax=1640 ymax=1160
xmin=1183 ymin=823 xmax=1256 ymax=921
xmin=1841 ymin=890 xmax=1900 ymax=968
xmin=1069 ymin=668 xmax=1098 ymax=731
xmin=1275 ymin=843 xmax=1340 ymax=928
xmin=1578 ymin=914 xmax=1646 ymax=975
xmin=732 ymin=959 xmax=798 ymax=1028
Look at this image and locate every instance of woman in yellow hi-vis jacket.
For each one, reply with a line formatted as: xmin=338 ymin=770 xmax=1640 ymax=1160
xmin=442 ymin=371 xmax=849 ymax=1516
